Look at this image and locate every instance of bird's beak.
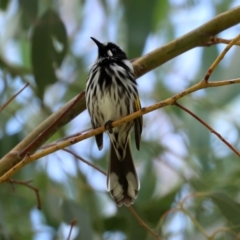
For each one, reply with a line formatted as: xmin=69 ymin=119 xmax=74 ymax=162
xmin=91 ymin=37 xmax=104 ymax=50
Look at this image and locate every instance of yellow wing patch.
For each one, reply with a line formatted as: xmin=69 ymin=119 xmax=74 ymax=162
xmin=134 ymin=97 xmax=141 ymax=111
xmin=133 ymin=96 xmax=143 ymax=150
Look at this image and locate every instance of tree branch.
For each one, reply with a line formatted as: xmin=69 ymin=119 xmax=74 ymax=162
xmin=1 ymin=77 xmax=240 ymax=182
xmin=206 ymin=36 xmax=240 ymax=46
xmin=8 ymin=179 xmax=41 ymax=209
xmin=0 ymin=82 xmax=29 ymax=112
xmin=62 ymin=149 xmax=106 ymax=175
xmin=174 ymin=102 xmax=240 ymax=157
xmin=129 ymin=206 xmax=161 ymax=240
xmin=66 ymin=220 xmax=77 ymax=240
xmin=1 ymin=6 xmax=240 ymax=176
xmin=204 ymin=34 xmax=240 ymax=81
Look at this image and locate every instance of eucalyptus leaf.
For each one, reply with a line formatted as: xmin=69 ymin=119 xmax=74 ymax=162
xmin=31 ymin=9 xmax=67 ymax=101
xmin=210 ymin=192 xmax=240 ymax=232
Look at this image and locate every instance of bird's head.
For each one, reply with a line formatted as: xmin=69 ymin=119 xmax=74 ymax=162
xmin=91 ymin=37 xmax=127 ymax=60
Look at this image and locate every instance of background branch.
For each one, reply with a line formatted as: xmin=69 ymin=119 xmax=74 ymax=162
xmin=7 ymin=179 xmax=41 ymax=209
xmin=129 ymin=206 xmax=161 ymax=240
xmin=0 ymin=82 xmax=29 ymax=112
xmin=62 ymin=149 xmax=106 ymax=175
xmin=174 ymin=102 xmax=240 ymax=157
xmin=66 ymin=220 xmax=77 ymax=240
xmin=207 ymin=36 xmax=240 ymax=46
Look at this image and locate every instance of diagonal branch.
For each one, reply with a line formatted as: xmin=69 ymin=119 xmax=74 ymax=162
xmin=1 ymin=78 xmax=240 ymax=182
xmin=204 ymin=34 xmax=240 ymax=81
xmin=129 ymin=206 xmax=161 ymax=240
xmin=174 ymin=103 xmax=240 ymax=157
xmin=66 ymin=220 xmax=78 ymax=240
xmin=62 ymin=149 xmax=106 ymax=175
xmin=1 ymin=6 xmax=240 ymax=177
xmin=0 ymin=82 xmax=29 ymax=112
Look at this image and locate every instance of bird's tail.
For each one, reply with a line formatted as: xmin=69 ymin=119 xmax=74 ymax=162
xmin=107 ymin=139 xmax=140 ymax=207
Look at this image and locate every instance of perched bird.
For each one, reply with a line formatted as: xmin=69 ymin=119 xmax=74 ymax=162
xmin=86 ymin=37 xmax=142 ymax=207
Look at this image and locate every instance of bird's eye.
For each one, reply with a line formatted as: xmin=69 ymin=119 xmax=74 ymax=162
xmin=112 ymin=48 xmax=116 ymax=52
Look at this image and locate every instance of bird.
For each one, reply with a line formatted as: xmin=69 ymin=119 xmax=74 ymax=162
xmin=85 ymin=37 xmax=142 ymax=207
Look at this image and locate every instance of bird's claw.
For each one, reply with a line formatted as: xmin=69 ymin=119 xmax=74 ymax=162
xmin=105 ymin=120 xmax=113 ymax=133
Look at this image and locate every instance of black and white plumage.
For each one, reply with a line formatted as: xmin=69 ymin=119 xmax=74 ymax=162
xmin=86 ymin=37 xmax=142 ymax=207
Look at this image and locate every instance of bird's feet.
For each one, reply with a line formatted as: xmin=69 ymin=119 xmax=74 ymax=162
xmin=105 ymin=120 xmax=113 ymax=133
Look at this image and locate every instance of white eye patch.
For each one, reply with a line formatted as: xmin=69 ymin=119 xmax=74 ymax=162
xmin=107 ymin=50 xmax=113 ymax=56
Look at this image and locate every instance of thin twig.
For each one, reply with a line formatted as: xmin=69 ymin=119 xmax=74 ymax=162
xmin=157 ymin=207 xmax=180 ymax=230
xmin=159 ymin=208 xmax=209 ymax=239
xmin=204 ymin=34 xmax=240 ymax=81
xmin=8 ymin=178 xmax=41 ymax=209
xmin=176 ymin=195 xmax=210 ymax=238
xmin=179 ymin=193 xmax=237 ymax=239
xmin=180 ymin=207 xmax=209 ymax=239
xmin=174 ymin=102 xmax=240 ymax=157
xmin=207 ymin=36 xmax=240 ymax=46
xmin=62 ymin=149 xmax=106 ymax=175
xmin=158 ymin=192 xmax=237 ymax=239
xmin=158 ymin=193 xmax=206 ymax=230
xmin=66 ymin=219 xmax=77 ymax=240
xmin=129 ymin=206 xmax=161 ymax=240
xmin=0 ymin=82 xmax=29 ymax=112
xmin=181 ymin=192 xmax=207 ymax=206
xmin=39 ymin=128 xmax=91 ymax=150
xmin=210 ymin=227 xmax=235 ymax=239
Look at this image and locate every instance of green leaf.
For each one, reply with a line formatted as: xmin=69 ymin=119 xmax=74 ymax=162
xmin=209 ymin=192 xmax=240 ymax=232
xmin=138 ymin=159 xmax=156 ymax=202
xmin=139 ymin=185 xmax=180 ymax=225
xmin=0 ymin=132 xmax=22 ymax=157
xmin=31 ymin=9 xmax=68 ymax=101
xmin=122 ymin=0 xmax=158 ymax=58
xmin=44 ymin=184 xmax=64 ymax=229
xmin=0 ymin=0 xmax=9 ymax=10
xmin=20 ymin=37 xmax=31 ymax=69
xmin=103 ymin=215 xmax=128 ymax=232
xmin=118 ymin=207 xmax=148 ymax=240
xmin=152 ymin=0 xmax=169 ymax=31
xmin=18 ymin=0 xmax=38 ymax=29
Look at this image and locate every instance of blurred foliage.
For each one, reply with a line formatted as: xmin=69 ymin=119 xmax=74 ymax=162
xmin=1 ymin=0 xmax=240 ymax=240
xmin=31 ymin=8 xmax=68 ymax=101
